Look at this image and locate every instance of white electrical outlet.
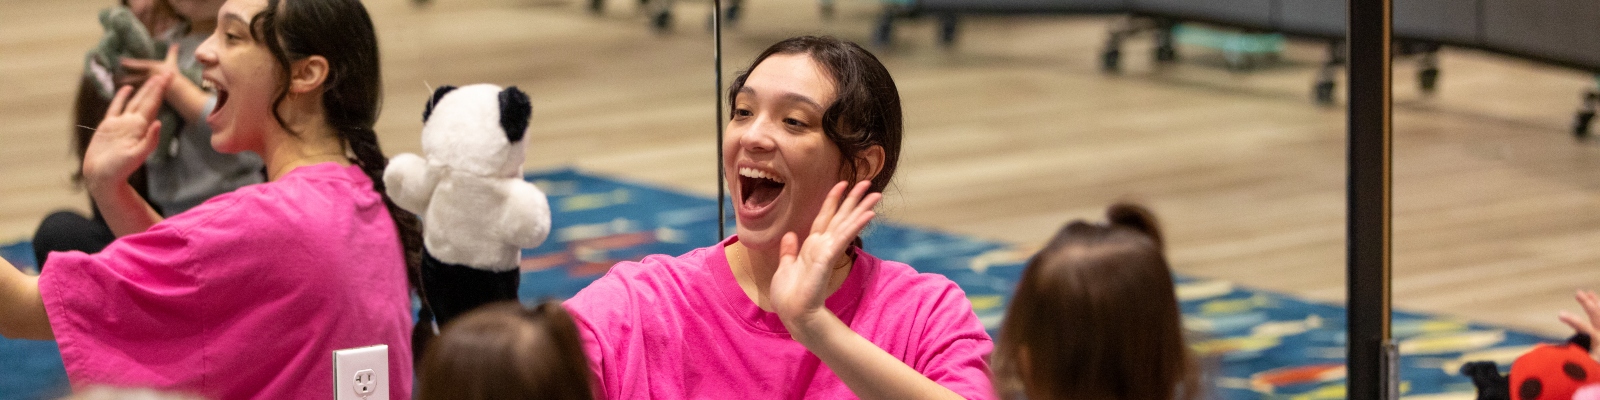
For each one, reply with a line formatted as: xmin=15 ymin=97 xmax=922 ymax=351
xmin=333 ymin=345 xmax=389 ymax=400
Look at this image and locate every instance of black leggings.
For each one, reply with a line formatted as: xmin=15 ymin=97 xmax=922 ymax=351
xmin=31 ymin=210 xmax=116 ymax=270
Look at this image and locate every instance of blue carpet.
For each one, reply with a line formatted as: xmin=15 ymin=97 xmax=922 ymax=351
xmin=0 ymin=168 xmax=1552 ymax=399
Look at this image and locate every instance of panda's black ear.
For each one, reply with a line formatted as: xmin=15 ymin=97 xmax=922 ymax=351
xmin=423 ymin=85 xmax=457 ymax=123
xmin=499 ymin=86 xmax=531 ymax=143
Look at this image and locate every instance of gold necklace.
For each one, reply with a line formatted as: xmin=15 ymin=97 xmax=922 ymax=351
xmin=269 ymin=153 xmax=348 ymax=179
xmin=728 ymin=244 xmax=765 ymax=309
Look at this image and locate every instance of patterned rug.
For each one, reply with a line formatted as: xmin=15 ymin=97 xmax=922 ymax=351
xmin=0 ymin=168 xmax=1554 ymax=399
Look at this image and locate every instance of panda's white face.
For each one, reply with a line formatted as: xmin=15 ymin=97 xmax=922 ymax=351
xmin=421 ymin=84 xmax=527 ymax=178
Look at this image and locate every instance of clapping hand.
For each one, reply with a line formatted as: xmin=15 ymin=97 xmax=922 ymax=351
xmin=83 ymin=71 xmax=173 ymax=191
xmin=770 ymin=181 xmax=880 ymax=339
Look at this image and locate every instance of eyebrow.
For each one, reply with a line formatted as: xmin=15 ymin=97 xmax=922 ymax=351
xmin=221 ymin=13 xmax=249 ymax=30
xmin=738 ymin=87 xmax=825 ymax=112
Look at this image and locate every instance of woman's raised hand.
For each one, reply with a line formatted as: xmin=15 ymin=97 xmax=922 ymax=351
xmin=770 ymin=180 xmax=881 ymax=339
xmin=83 ymin=71 xmax=173 ymax=191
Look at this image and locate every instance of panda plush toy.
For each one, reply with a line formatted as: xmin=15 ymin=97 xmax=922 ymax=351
xmin=384 ymin=84 xmax=552 ymax=353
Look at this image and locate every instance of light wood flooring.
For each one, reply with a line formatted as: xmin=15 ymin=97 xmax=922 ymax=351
xmin=5 ymin=0 xmax=1600 ymax=337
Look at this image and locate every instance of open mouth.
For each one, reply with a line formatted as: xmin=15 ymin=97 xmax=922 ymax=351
xmin=212 ymin=89 xmax=229 ymax=118
xmin=738 ymin=167 xmax=786 ymax=209
xmin=203 ymin=79 xmax=228 ymax=119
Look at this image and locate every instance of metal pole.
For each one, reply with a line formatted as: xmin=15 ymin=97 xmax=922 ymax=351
xmin=1346 ymin=0 xmax=1395 ymax=397
xmin=714 ymin=0 xmax=726 ymax=239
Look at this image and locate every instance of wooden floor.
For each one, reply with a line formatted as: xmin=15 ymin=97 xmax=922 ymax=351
xmin=5 ymin=0 xmax=1600 ymax=337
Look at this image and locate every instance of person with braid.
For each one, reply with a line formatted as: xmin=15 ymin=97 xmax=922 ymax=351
xmin=0 ymin=0 xmax=421 ymax=398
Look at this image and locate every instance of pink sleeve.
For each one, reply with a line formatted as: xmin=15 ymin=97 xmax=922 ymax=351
xmin=915 ymin=281 xmax=997 ymax=400
xmin=565 ymin=263 xmax=642 ymax=400
xmin=37 ymin=222 xmax=204 ymax=389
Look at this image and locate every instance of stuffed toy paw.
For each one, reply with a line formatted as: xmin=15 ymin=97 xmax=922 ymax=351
xmin=385 ymin=84 xmax=551 ymax=350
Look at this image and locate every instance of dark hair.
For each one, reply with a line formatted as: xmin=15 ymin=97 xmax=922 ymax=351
xmin=250 ymin=0 xmax=423 ymax=295
xmin=992 ymin=203 xmax=1199 ymax=400
xmin=727 ymin=35 xmax=902 ymax=195
xmin=417 ymin=300 xmax=594 ymax=400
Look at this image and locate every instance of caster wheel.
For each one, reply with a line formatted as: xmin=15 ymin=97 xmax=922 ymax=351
xmin=873 ymin=14 xmax=894 ymax=47
xmin=1101 ymin=49 xmax=1121 ymax=73
xmin=937 ymin=14 xmax=958 ymax=48
xmin=1225 ymin=53 xmax=1256 ymax=72
xmin=1419 ymin=68 xmax=1439 ymax=94
xmin=652 ymin=10 xmax=672 ymax=33
xmin=1155 ymin=45 xmax=1177 ymax=63
xmin=1575 ymin=110 xmax=1594 ymax=139
xmin=1314 ymin=81 xmax=1336 ymax=105
xmin=725 ymin=2 xmax=741 ymax=24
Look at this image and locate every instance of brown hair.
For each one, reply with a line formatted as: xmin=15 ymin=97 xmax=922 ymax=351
xmin=727 ymin=35 xmax=902 ymax=195
xmin=992 ymin=203 xmax=1200 ymax=400
xmin=249 ymin=0 xmax=424 ymax=295
xmin=417 ymin=301 xmax=594 ymax=400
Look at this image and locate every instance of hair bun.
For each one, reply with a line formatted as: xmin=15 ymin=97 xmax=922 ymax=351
xmin=1107 ymin=202 xmax=1163 ymax=250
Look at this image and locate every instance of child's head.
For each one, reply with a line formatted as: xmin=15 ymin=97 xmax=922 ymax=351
xmin=993 ymin=203 xmax=1198 ymax=400
xmin=123 ymin=0 xmax=180 ymax=35
xmin=417 ymin=300 xmax=593 ymax=400
xmin=167 ymin=0 xmax=225 ymax=27
xmin=60 ymin=386 xmax=205 ymax=400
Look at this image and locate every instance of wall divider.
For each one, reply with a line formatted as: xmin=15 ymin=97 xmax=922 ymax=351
xmin=1346 ymin=0 xmax=1395 ymax=397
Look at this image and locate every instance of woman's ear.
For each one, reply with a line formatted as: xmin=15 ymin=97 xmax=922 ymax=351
xmin=287 ymin=55 xmax=329 ymax=94
xmin=853 ymin=145 xmax=886 ymax=183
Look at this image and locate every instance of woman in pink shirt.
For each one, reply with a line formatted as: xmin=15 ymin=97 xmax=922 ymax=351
xmin=563 ymin=36 xmax=995 ymax=399
xmin=0 ymin=0 xmax=420 ymax=398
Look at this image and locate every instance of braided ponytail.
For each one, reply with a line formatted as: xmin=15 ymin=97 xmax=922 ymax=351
xmin=347 ymin=127 xmax=424 ymax=293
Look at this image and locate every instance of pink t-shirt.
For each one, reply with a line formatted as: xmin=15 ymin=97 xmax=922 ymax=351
xmin=38 ymin=163 xmax=414 ymax=400
xmin=565 ymin=236 xmax=995 ymax=399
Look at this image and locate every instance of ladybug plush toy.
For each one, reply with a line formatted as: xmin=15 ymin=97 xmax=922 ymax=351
xmin=1462 ymin=334 xmax=1600 ymax=400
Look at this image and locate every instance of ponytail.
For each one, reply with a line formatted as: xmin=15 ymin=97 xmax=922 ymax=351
xmin=1106 ymin=202 xmax=1163 ymax=250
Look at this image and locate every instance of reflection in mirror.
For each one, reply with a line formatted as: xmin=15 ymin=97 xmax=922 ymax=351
xmin=4 ymin=0 xmax=1600 ymax=398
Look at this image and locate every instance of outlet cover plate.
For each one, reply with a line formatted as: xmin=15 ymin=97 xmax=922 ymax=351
xmin=333 ymin=345 xmax=389 ymax=400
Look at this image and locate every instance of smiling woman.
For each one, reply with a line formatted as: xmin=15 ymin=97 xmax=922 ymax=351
xmin=0 ymin=0 xmax=420 ymax=398
xmin=561 ymin=36 xmax=991 ymax=399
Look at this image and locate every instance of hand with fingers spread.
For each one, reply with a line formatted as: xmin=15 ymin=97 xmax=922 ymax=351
xmin=117 ymin=44 xmax=180 ymax=89
xmin=770 ymin=180 xmax=881 ymax=339
xmin=1561 ymin=290 xmax=1600 ymax=362
xmin=84 ymin=72 xmax=174 ymax=192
